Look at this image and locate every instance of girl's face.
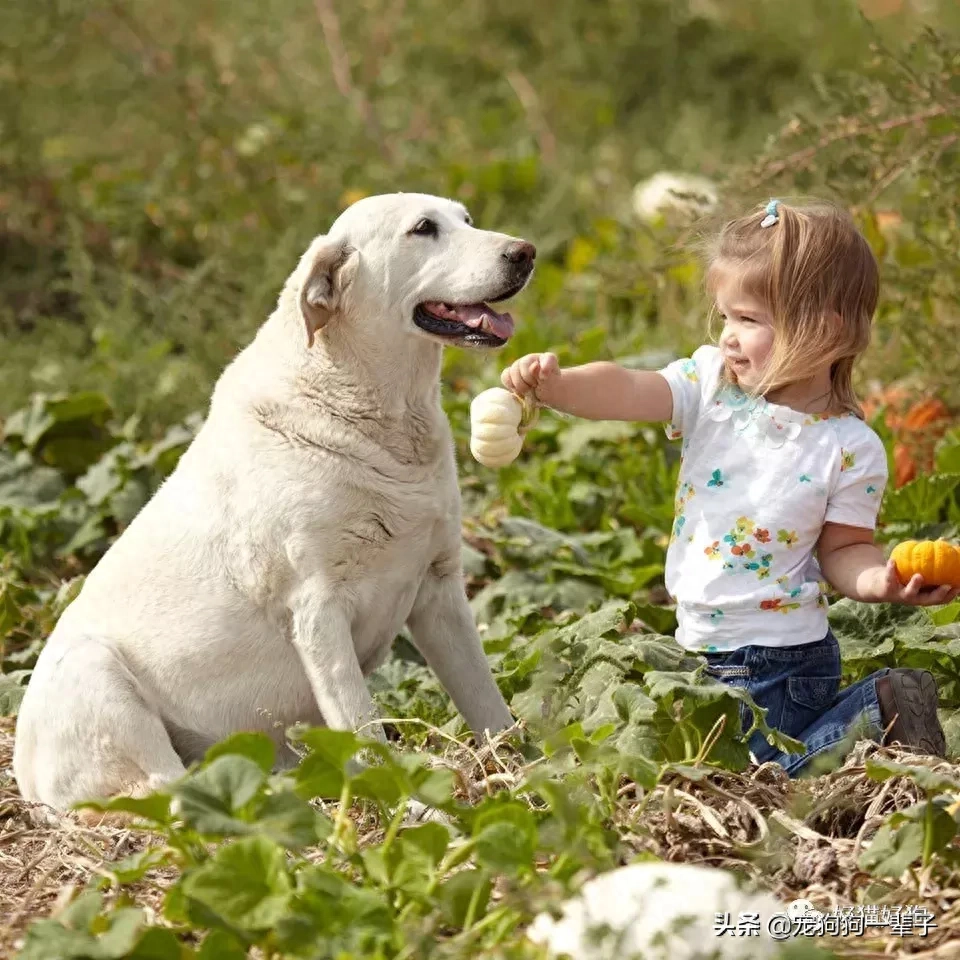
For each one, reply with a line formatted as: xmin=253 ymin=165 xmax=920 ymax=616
xmin=713 ymin=271 xmax=775 ymax=392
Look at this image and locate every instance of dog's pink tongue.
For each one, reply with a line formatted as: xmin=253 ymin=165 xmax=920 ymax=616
xmin=454 ymin=304 xmax=515 ymax=340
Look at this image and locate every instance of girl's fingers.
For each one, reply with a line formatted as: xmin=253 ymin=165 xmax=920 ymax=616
xmin=518 ymin=356 xmax=540 ymax=390
xmin=906 ymin=582 xmax=957 ymax=606
xmin=902 ymin=573 xmax=925 ymax=599
xmin=928 ymin=584 xmax=959 ymax=605
xmin=501 ymin=357 xmax=536 ymax=395
xmin=539 ymin=353 xmax=559 ymax=378
xmin=501 ymin=353 xmax=558 ymax=399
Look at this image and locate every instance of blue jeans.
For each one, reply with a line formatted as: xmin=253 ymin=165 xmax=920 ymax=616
xmin=703 ymin=631 xmax=888 ymax=776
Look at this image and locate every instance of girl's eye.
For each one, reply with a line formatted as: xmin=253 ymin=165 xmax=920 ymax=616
xmin=739 ymin=316 xmax=756 ymax=324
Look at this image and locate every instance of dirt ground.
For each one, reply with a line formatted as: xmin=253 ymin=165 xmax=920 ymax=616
xmin=3 ymin=717 xmax=960 ymax=959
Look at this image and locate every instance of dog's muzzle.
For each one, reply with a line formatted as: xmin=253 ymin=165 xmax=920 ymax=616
xmin=413 ymin=240 xmax=536 ymax=348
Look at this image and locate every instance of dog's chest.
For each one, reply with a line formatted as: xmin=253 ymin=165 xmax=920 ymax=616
xmin=332 ymin=479 xmax=456 ymax=668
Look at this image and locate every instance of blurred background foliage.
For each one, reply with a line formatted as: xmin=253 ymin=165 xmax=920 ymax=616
xmin=1 ymin=0 xmax=959 ymax=586
xmin=1 ymin=0 xmax=958 ymax=432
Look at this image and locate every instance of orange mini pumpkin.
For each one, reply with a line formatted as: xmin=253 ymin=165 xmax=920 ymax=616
xmin=890 ymin=540 xmax=960 ymax=588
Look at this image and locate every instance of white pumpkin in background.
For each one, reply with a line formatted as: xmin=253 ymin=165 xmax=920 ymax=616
xmin=469 ymin=387 xmax=539 ymax=468
xmin=632 ymin=171 xmax=719 ymax=223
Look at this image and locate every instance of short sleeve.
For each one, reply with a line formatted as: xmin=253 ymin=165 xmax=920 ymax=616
xmin=824 ymin=427 xmax=889 ymax=530
xmin=658 ymin=344 xmax=721 ymax=440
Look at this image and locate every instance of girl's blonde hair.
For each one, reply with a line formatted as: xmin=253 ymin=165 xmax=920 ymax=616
xmin=704 ymin=198 xmax=879 ymax=417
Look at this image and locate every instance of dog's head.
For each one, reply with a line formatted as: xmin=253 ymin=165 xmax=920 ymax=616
xmin=293 ymin=193 xmax=535 ymax=350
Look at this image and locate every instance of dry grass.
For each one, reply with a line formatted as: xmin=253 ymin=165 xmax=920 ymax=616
xmin=3 ymin=718 xmax=960 ymax=959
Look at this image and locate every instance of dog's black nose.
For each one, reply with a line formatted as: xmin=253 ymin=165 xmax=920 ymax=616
xmin=502 ymin=240 xmax=537 ymax=266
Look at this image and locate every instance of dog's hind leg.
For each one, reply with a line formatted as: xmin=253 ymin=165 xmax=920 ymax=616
xmin=14 ymin=637 xmax=188 ymax=818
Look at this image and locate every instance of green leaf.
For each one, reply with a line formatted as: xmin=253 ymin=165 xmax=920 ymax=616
xmin=75 ymin=793 xmax=172 ymax=825
xmin=620 ymin=753 xmax=660 ymax=790
xmin=181 ymin=835 xmax=293 ymax=931
xmin=17 ymin=921 xmax=101 ymax=960
xmin=0 ymin=671 xmax=28 ymax=716
xmin=196 ymin=929 xmax=248 ymax=960
xmin=172 ymin=755 xmax=265 ymax=833
xmin=935 ymin=430 xmax=960 ymax=474
xmin=254 ymin=790 xmax=328 ymax=849
xmin=275 ymin=863 xmax=394 ymax=951
xmin=0 ymin=448 xmax=65 ymax=509
xmin=290 ymin=727 xmax=364 ymax=799
xmin=106 ymin=848 xmax=170 ymax=885
xmin=60 ymin=889 xmax=104 ymax=932
xmin=205 ymin=731 xmax=276 ymax=773
xmin=554 ymin=600 xmax=636 ymax=644
xmin=931 ymin=600 xmax=960 ymax=627
xmin=351 ymin=762 xmax=409 ymax=809
xmin=556 ymin=420 xmax=637 ymax=461
xmin=75 ymin=445 xmax=131 ymax=507
xmin=829 ymin=598 xmax=934 ymax=660
xmin=399 ymin=821 xmax=451 ymax=867
xmin=95 ymin=908 xmax=146 ymax=958
xmin=631 ymin=603 xmax=678 ymax=635
xmin=408 ymin=765 xmax=455 ymax=808
xmin=19 ymin=904 xmax=151 ymax=960
xmin=865 ymin=758 xmax=960 ymax=794
xmin=45 ymin=392 xmax=114 ymax=425
xmin=858 ymin=819 xmax=925 ymax=877
xmin=4 ymin=394 xmax=56 ymax=449
xmin=438 ymin=869 xmax=492 ymax=929
xmin=162 ymin=880 xmax=231 ymax=932
xmin=881 ymin=474 xmax=960 ymax=525
xmin=858 ymin=802 xmax=957 ymax=877
xmin=126 ymin=927 xmax=183 ymax=960
xmin=473 ymin=801 xmax=538 ymax=873
xmin=461 ymin=540 xmax=491 ymax=578
xmin=612 ymin=683 xmax=658 ymax=723
xmin=941 ymin=708 xmax=960 ymax=758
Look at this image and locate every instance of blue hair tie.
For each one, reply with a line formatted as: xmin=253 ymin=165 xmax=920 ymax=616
xmin=760 ymin=199 xmax=780 ymax=228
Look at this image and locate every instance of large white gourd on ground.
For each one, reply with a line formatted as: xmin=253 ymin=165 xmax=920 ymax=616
xmin=526 ymin=861 xmax=795 ymax=960
xmin=470 ymin=387 xmax=538 ymax=468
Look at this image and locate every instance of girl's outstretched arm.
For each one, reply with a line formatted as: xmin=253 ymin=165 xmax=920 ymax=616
xmin=500 ymin=352 xmax=674 ymax=422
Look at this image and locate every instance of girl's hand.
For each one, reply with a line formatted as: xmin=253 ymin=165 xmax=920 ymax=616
xmin=500 ymin=352 xmax=561 ymax=404
xmin=871 ymin=559 xmax=960 ymax=606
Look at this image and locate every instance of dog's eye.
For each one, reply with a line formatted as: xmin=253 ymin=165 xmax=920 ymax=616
xmin=464 ymin=214 xmax=473 ymax=226
xmin=410 ymin=218 xmax=438 ymax=237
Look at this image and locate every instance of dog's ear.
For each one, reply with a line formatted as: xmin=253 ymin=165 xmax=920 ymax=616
xmin=298 ymin=238 xmax=359 ymax=347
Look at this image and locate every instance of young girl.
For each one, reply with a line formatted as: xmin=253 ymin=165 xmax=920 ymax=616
xmin=501 ymin=199 xmax=959 ymax=775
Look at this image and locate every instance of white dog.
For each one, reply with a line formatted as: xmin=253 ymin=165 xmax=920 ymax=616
xmin=14 ymin=193 xmax=534 ymax=812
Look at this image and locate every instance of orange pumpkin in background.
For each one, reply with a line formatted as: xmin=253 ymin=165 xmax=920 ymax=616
xmin=861 ymin=386 xmax=952 ymax=488
xmin=891 ymin=540 xmax=960 ymax=588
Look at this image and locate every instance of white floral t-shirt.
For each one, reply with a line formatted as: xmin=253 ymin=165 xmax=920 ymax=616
xmin=658 ymin=345 xmax=888 ymax=653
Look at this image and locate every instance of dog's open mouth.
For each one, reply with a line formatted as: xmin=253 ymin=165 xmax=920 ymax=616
xmin=413 ymin=301 xmax=515 ymax=347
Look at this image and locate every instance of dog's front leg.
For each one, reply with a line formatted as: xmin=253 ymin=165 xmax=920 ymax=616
xmin=289 ymin=580 xmax=386 ymax=742
xmin=407 ymin=570 xmax=514 ymax=738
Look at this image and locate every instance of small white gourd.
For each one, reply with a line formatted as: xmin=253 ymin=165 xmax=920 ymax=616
xmin=470 ymin=387 xmax=539 ymax=468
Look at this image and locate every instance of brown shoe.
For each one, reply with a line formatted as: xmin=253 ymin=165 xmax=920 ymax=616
xmin=876 ymin=669 xmax=947 ymax=758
